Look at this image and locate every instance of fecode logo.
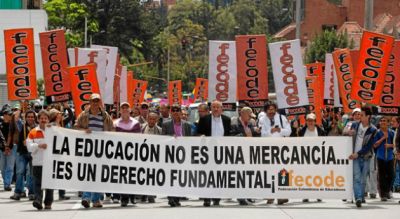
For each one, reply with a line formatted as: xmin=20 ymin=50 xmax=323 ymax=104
xmin=195 ymin=78 xmax=208 ymax=101
xmin=381 ymin=41 xmax=400 ymax=107
xmin=4 ymin=28 xmax=38 ymax=100
xmin=215 ymin=43 xmax=230 ymax=102
xmin=132 ymin=79 xmax=147 ymax=106
xmin=332 ymin=49 xmax=359 ymax=113
xmin=68 ymin=64 xmax=100 ymax=115
xmin=236 ymin=35 xmax=268 ymax=105
xmin=280 ymin=43 xmax=299 ymax=106
xmin=278 ymin=170 xmax=345 ymax=188
xmin=168 ymin=81 xmax=182 ymax=105
xmin=351 ymin=31 xmax=394 ymax=105
xmin=39 ymin=30 xmax=71 ymax=100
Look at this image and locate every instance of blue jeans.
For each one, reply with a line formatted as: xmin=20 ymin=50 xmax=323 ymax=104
xmin=15 ymin=153 xmax=33 ymax=194
xmin=0 ymin=146 xmax=17 ymax=188
xmin=393 ymin=160 xmax=400 ymax=189
xmin=353 ymin=157 xmax=370 ymax=201
xmin=82 ymin=192 xmax=102 ymax=202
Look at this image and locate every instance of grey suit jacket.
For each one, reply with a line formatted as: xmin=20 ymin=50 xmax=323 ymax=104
xmin=162 ymin=120 xmax=193 ymax=136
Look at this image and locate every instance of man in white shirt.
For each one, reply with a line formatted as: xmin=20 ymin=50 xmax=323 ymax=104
xmin=260 ymin=103 xmax=291 ymax=137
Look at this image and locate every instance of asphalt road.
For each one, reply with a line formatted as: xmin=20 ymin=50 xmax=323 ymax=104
xmin=1 ymin=178 xmax=399 ymax=219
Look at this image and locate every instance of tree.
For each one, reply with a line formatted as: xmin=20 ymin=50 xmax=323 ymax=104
xmin=258 ymin=0 xmax=293 ymax=34
xmin=44 ymin=0 xmax=98 ymax=47
xmin=305 ymin=30 xmax=353 ymax=63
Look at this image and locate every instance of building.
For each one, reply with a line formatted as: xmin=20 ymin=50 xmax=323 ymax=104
xmin=274 ymin=0 xmax=400 ymax=46
xmin=0 ymin=0 xmax=42 ymax=9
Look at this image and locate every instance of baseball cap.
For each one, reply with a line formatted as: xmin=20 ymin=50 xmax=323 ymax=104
xmin=90 ymin=93 xmax=101 ymax=101
xmin=306 ymin=113 xmax=316 ymax=120
xmin=352 ymin=108 xmax=361 ymax=115
xmin=120 ymin=102 xmax=130 ymax=108
xmin=240 ymin=107 xmax=256 ymax=118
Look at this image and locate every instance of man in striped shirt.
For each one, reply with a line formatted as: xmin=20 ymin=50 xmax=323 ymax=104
xmin=75 ymin=93 xmax=113 ymax=208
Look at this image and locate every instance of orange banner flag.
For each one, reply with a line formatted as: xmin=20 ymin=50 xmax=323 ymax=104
xmin=129 ymin=77 xmax=147 ymax=107
xmin=332 ymin=48 xmax=360 ymax=113
xmin=305 ymin=76 xmax=322 ymax=125
xmin=4 ymin=28 xmax=38 ymax=100
xmin=168 ymin=80 xmax=182 ymax=106
xmin=351 ymin=31 xmax=394 ymax=105
xmin=236 ymin=35 xmax=269 ymax=110
xmin=68 ymin=64 xmax=100 ymax=115
xmin=378 ymin=40 xmax=400 ymax=115
xmin=193 ymin=78 xmax=208 ymax=102
xmin=39 ymin=29 xmax=71 ymax=102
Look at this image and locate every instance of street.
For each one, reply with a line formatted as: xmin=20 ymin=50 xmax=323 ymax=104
xmin=1 ymin=178 xmax=399 ymax=219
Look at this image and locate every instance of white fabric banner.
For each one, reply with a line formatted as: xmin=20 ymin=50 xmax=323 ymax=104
xmin=208 ymin=41 xmax=237 ymax=105
xmin=91 ymin=45 xmax=119 ymax=104
xmin=324 ymin=54 xmax=335 ymax=106
xmin=67 ymin=48 xmax=75 ymax=66
xmin=76 ymin=48 xmax=107 ymax=100
xmin=42 ymin=127 xmax=353 ymax=199
xmin=269 ymin=39 xmax=309 ymax=114
xmin=119 ymin=66 xmax=128 ymax=103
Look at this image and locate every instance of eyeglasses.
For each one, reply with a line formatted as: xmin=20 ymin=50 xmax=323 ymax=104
xmin=141 ymin=105 xmax=149 ymax=109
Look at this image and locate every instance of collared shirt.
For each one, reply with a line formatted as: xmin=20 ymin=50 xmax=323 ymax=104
xmin=355 ymin=124 xmax=368 ymax=153
xmin=211 ymin=115 xmax=224 ymax=137
xmin=173 ymin=121 xmax=183 ymax=137
xmin=304 ymin=128 xmax=318 ymax=137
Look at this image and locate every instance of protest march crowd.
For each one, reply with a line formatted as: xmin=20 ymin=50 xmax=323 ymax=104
xmin=0 ymin=95 xmax=399 ymax=210
xmin=1 ymin=26 xmax=400 ymax=211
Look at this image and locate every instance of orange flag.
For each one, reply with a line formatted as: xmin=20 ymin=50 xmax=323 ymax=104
xmin=351 ymin=31 xmax=394 ymax=105
xmin=39 ymin=29 xmax=71 ymax=102
xmin=193 ymin=78 xmax=208 ymax=102
xmin=236 ymin=35 xmax=268 ymax=111
xmin=305 ymin=76 xmax=322 ymax=125
xmin=168 ymin=80 xmax=182 ymax=106
xmin=129 ymin=78 xmax=148 ymax=107
xmin=4 ymin=28 xmax=38 ymax=100
xmin=68 ymin=64 xmax=100 ymax=115
xmin=379 ymin=40 xmax=400 ymax=115
xmin=332 ymin=48 xmax=360 ymax=113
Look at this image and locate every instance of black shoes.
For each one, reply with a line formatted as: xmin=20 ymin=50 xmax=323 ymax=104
xmin=10 ymin=193 xmax=20 ymax=201
xmin=33 ymin=201 xmax=43 ymax=210
xmin=81 ymin=199 xmax=90 ymax=208
xmin=356 ymin=200 xmax=362 ymax=208
xmin=168 ymin=199 xmax=181 ymax=207
xmin=59 ymin=196 xmax=71 ymax=200
xmin=203 ymin=200 xmax=211 ymax=207
xmin=4 ymin=187 xmax=12 ymax=191
xmin=239 ymin=200 xmax=248 ymax=206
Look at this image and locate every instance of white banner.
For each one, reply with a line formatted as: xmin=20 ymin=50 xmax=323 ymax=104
xmin=269 ymin=39 xmax=309 ymax=115
xmin=67 ymin=48 xmax=75 ymax=66
xmin=324 ymin=54 xmax=335 ymax=106
xmin=119 ymin=66 xmax=128 ymax=103
xmin=76 ymin=48 xmax=107 ymax=100
xmin=91 ymin=45 xmax=119 ymax=104
xmin=208 ymin=41 xmax=237 ymax=109
xmin=42 ymin=127 xmax=353 ymax=199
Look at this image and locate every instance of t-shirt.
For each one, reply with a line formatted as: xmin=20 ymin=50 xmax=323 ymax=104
xmin=88 ymin=113 xmax=104 ymax=132
xmin=355 ymin=124 xmax=368 ymax=153
xmin=304 ymin=128 xmax=318 ymax=137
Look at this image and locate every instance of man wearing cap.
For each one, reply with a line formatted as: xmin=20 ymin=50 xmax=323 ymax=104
xmin=162 ymin=104 xmax=193 ymax=207
xmin=343 ymin=108 xmax=361 ymax=136
xmin=75 ymin=93 xmax=113 ymax=208
xmin=136 ymin=102 xmax=150 ymax=125
xmin=197 ymin=100 xmax=231 ymax=207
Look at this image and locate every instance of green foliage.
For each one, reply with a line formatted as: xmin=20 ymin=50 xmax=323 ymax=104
xmin=44 ymin=0 xmax=98 ymax=47
xmin=305 ymin=30 xmax=352 ymax=63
